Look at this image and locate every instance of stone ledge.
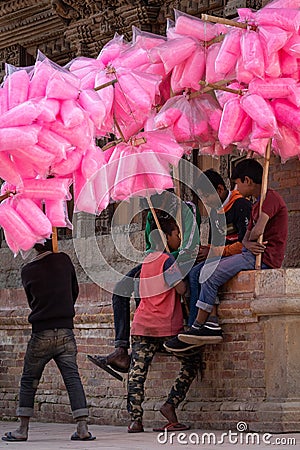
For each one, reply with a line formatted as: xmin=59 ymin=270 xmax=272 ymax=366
xmin=251 ymin=297 xmax=300 ymax=316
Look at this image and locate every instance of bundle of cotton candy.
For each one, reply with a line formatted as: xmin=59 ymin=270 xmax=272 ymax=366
xmin=196 ymin=94 xmax=223 ymax=135
xmin=174 ymin=10 xmax=219 ymax=42
xmin=234 ymin=0 xmax=300 ymax=82
xmin=66 ymin=56 xmax=105 ymax=89
xmin=73 ymin=144 xmax=109 ymax=215
xmin=272 ymin=98 xmax=300 ymax=132
xmin=218 ymin=96 xmax=252 ymax=147
xmin=130 ymin=29 xmax=167 ymax=80
xmin=3 ymin=65 xmax=32 ymax=110
xmin=0 ymin=193 xmax=54 ymax=254
xmin=0 ymin=124 xmax=49 ymax=182
xmin=272 ymin=122 xmax=300 ymax=161
xmin=108 ymin=68 xmax=161 ymax=141
xmin=0 ymin=152 xmax=23 ymax=187
xmin=153 ymin=95 xmax=194 ymax=143
xmin=0 ymin=201 xmax=40 ymax=253
xmin=107 ymin=140 xmax=174 ymax=202
xmin=153 ymin=92 xmax=222 ymax=147
xmin=205 ymin=42 xmax=229 ymax=84
xmin=0 ymin=55 xmax=99 ymax=184
xmin=16 ymin=177 xmax=73 ymax=230
xmin=149 ymin=35 xmax=197 ymax=75
xmin=97 ymin=33 xmax=130 ymax=66
xmin=214 ymin=28 xmax=242 ymax=80
xmin=171 ymin=44 xmax=206 ymax=93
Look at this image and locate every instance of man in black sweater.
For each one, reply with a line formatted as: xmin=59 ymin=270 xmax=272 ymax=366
xmin=2 ymin=240 xmax=95 ymax=442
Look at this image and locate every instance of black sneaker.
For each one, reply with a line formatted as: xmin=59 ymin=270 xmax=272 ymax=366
xmin=163 ymin=336 xmax=202 ymax=353
xmin=178 ymin=322 xmax=223 ymax=345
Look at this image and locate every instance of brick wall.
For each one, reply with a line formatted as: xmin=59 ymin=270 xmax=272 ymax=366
xmin=1 ymin=270 xmax=300 ymax=432
xmin=269 ymin=157 xmax=300 ymax=268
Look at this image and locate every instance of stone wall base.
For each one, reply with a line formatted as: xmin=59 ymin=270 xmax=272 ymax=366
xmin=0 ymin=269 xmax=300 ymax=432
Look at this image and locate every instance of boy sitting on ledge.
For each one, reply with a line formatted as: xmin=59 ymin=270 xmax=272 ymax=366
xmin=165 ymin=158 xmax=288 ymax=350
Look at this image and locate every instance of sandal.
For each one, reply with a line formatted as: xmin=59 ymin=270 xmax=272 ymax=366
xmin=153 ymin=422 xmax=190 ymax=432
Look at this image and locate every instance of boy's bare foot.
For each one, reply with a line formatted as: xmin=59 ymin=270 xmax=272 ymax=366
xmin=152 ymin=402 xmax=190 ymax=432
xmin=160 ymin=402 xmax=178 ymax=424
xmin=76 ymin=419 xmax=90 ymax=439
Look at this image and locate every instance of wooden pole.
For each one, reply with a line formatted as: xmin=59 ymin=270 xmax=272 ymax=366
xmin=255 ymin=139 xmax=272 ymax=270
xmin=201 ymin=14 xmax=257 ymax=31
xmin=198 ymin=80 xmax=243 ymax=95
xmin=94 ymin=79 xmax=118 ymax=91
xmin=52 ymin=226 xmax=58 ymax=253
xmin=173 ymin=166 xmax=182 ymax=239
xmin=102 ymin=138 xmax=123 ymax=151
xmin=113 ymin=116 xmax=126 ymax=142
xmin=147 ymin=196 xmax=170 ymax=253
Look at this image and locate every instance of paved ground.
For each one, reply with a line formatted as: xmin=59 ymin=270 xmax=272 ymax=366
xmin=0 ymin=422 xmax=299 ymax=450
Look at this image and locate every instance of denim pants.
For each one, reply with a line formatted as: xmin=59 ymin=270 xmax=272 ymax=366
xmin=112 ymin=264 xmax=142 ymax=348
xmin=18 ymin=328 xmax=88 ymax=419
xmin=187 ymin=257 xmax=221 ymax=326
xmin=196 ymin=250 xmax=270 ymax=313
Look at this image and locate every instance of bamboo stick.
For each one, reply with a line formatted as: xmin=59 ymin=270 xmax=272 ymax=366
xmin=113 ymin=116 xmax=126 ymax=142
xmin=201 ymin=14 xmax=257 ymax=31
xmin=198 ymin=80 xmax=243 ymax=95
xmin=94 ymin=79 xmax=117 ymax=91
xmin=255 ymin=139 xmax=272 ymax=270
xmin=102 ymin=138 xmax=123 ymax=151
xmin=205 ymin=34 xmax=225 ymax=47
xmin=147 ymin=196 xmax=170 ymax=253
xmin=131 ymin=137 xmax=147 ymax=146
xmin=173 ymin=166 xmax=182 ymax=239
xmin=52 ymin=226 xmax=58 ymax=253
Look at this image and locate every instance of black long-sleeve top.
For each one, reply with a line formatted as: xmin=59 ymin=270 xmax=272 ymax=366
xmin=21 ymin=252 xmax=79 ymax=333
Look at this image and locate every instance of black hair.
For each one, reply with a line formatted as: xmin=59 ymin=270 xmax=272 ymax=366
xmin=149 ymin=216 xmax=178 ymax=248
xmin=150 ymin=216 xmax=178 ymax=236
xmin=34 ymin=239 xmax=53 ymax=253
xmin=195 ymin=169 xmax=226 ymax=194
xmin=231 ymin=159 xmax=263 ymax=184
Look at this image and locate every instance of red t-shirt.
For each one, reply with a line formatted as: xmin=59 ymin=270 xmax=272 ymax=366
xmin=248 ymin=189 xmax=288 ymax=268
xmin=131 ymin=252 xmax=183 ymax=337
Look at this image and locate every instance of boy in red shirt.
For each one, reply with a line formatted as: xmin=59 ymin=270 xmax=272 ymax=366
xmin=127 ymin=218 xmax=201 ymax=433
xmin=173 ymin=158 xmax=288 ymax=346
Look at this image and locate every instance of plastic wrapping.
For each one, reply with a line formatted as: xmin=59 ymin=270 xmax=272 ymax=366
xmin=0 ymin=152 xmax=23 ymax=187
xmin=241 ymin=31 xmax=265 ymax=79
xmin=0 ymin=202 xmax=38 ymax=251
xmin=215 ymin=29 xmax=242 ymax=76
xmin=174 ymin=11 xmax=217 ymax=42
xmin=0 ymin=125 xmax=40 ymax=151
xmin=241 ymin=94 xmax=278 ymax=133
xmin=218 ymin=98 xmax=247 ymax=146
xmin=272 ymin=98 xmax=300 ymax=131
xmin=14 ymin=197 xmax=52 ymax=238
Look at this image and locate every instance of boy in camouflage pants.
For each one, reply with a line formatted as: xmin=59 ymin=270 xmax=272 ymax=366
xmin=127 ymin=218 xmax=202 ymax=433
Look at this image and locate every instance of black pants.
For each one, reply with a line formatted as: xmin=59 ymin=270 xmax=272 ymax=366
xmin=112 ymin=264 xmax=141 ymax=348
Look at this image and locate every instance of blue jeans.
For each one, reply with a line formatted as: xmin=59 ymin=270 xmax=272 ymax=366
xmin=197 ymin=250 xmax=270 ymax=313
xmin=187 ymin=257 xmax=220 ymax=326
xmin=112 ymin=264 xmax=142 ymax=348
xmin=18 ymin=329 xmax=88 ymax=419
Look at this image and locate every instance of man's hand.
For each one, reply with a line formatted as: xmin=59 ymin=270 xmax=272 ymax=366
xmin=196 ymin=245 xmax=210 ymax=262
xmin=243 ymin=240 xmax=268 ymax=255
